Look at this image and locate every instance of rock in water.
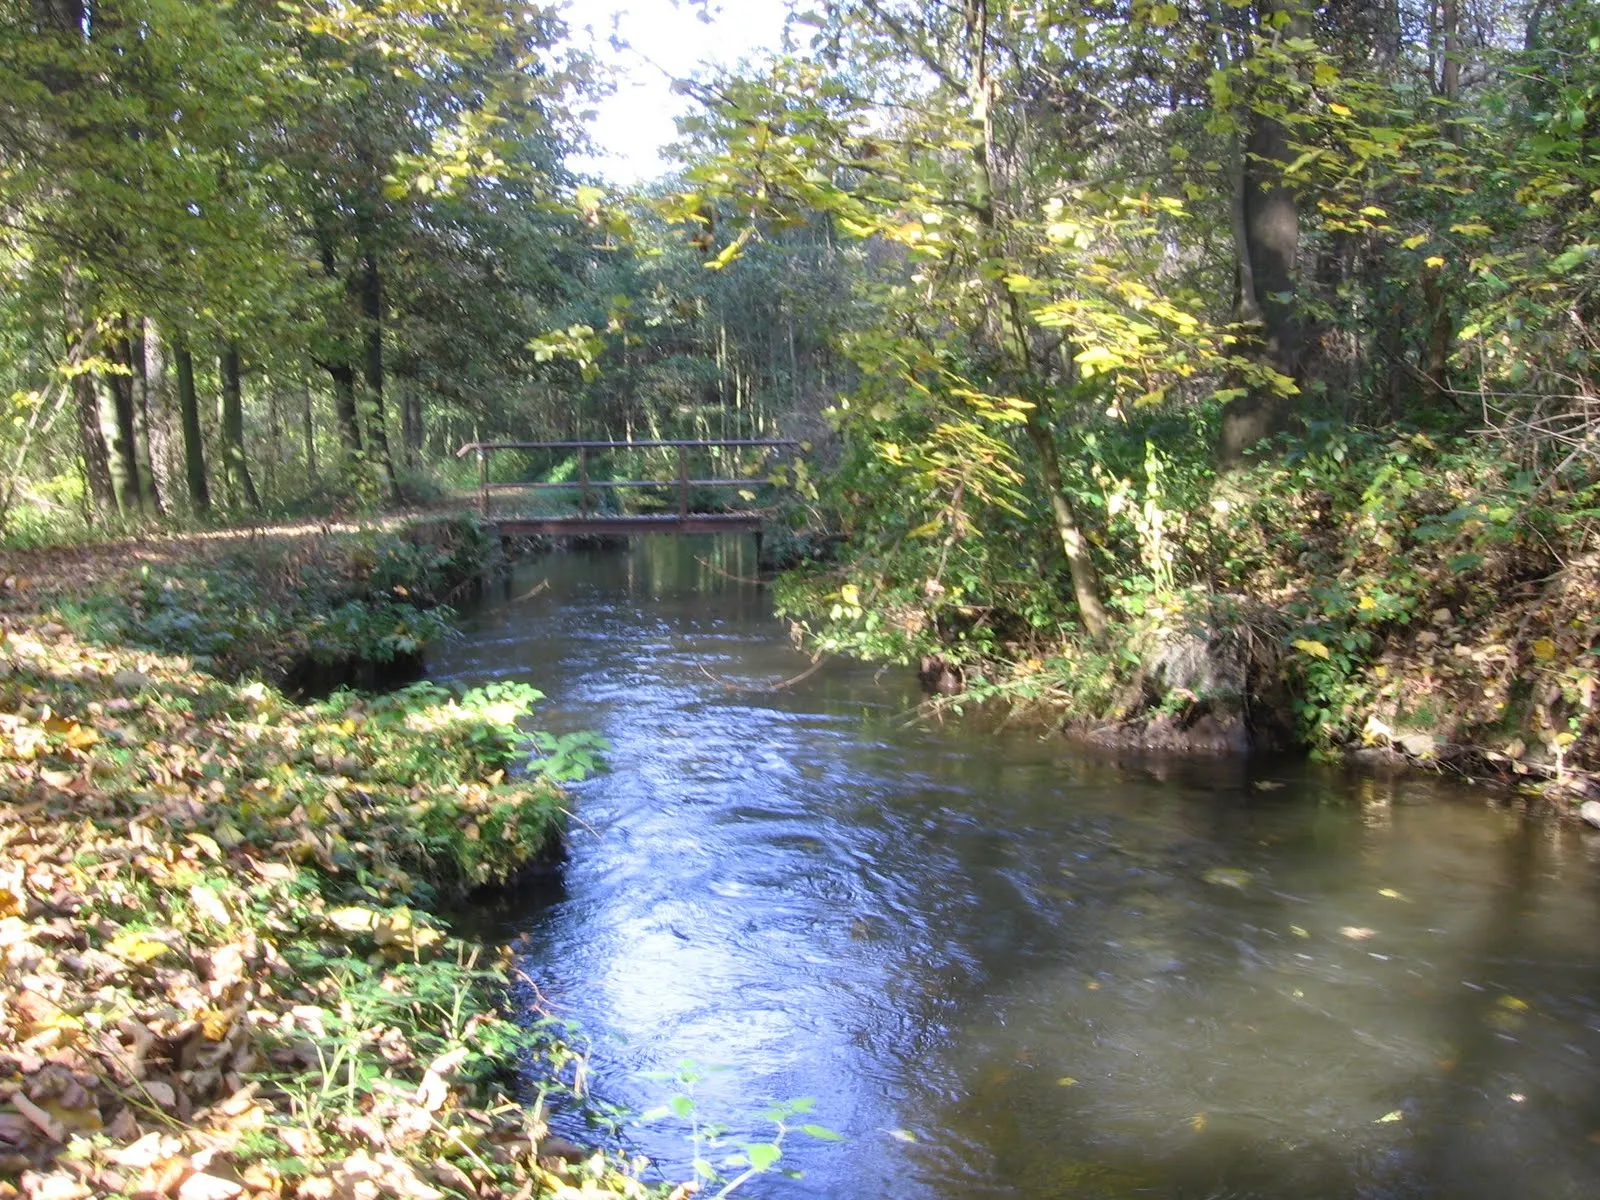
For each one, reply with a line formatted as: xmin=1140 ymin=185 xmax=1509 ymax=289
xmin=1579 ymin=800 xmax=1600 ymax=829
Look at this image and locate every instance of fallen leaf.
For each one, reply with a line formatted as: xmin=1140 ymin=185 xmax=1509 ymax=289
xmin=9 ymin=1091 xmax=65 ymax=1142
xmin=189 ymin=885 xmax=231 ymax=926
xmin=1340 ymin=926 xmax=1377 ymax=940
xmin=105 ymin=930 xmax=172 ymax=965
xmin=177 ymin=1173 xmax=244 ymax=1200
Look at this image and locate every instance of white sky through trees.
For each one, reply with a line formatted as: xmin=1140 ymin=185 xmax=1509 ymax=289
xmin=570 ymin=0 xmax=793 ymax=184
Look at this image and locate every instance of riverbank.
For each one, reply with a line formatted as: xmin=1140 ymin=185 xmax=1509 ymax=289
xmin=771 ymin=428 xmax=1600 ymax=818
xmin=0 ymin=521 xmax=664 ymax=1200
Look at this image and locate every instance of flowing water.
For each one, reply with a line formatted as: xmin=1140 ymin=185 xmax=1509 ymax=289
xmin=430 ymin=537 xmax=1600 ymax=1199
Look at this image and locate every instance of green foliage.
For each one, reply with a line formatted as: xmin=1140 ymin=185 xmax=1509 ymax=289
xmin=49 ymin=518 xmax=496 ymax=681
xmin=0 ymin=583 xmax=649 ymax=1199
xmin=640 ymin=1063 xmax=842 ymax=1197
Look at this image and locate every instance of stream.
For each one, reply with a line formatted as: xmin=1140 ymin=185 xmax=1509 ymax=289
xmin=430 ymin=536 xmax=1600 ymax=1199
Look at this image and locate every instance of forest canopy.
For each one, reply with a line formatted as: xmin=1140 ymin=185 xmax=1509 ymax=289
xmin=2 ymin=0 xmax=1598 ymax=763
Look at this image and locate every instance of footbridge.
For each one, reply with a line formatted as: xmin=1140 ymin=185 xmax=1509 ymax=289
xmin=456 ymin=439 xmax=802 ymax=537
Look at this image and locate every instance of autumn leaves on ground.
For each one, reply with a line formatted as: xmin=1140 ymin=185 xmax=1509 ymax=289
xmin=0 ymin=519 xmax=656 ymax=1200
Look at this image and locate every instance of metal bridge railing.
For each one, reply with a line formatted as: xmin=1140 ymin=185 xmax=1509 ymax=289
xmin=455 ymin=439 xmax=801 ymax=521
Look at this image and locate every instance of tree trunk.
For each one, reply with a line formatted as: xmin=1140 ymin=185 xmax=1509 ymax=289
xmin=265 ymin=381 xmax=282 ymax=501
xmin=108 ymin=333 xmax=144 ymax=512
xmin=360 ymin=248 xmax=399 ymax=498
xmin=1026 ymin=405 xmax=1108 ymax=639
xmin=328 ymin=363 xmax=361 ymax=453
xmin=73 ymin=368 xmax=116 ymax=516
xmin=399 ymin=375 xmax=416 ymax=469
xmin=141 ymin=319 xmax=174 ymax=514
xmin=301 ymin=374 xmax=318 ymax=484
xmin=1219 ymin=0 xmax=1306 ymax=466
xmin=961 ymin=0 xmax=1107 ymax=634
xmin=1420 ymin=0 xmax=1461 ymax=404
xmin=219 ymin=342 xmax=261 ymax=510
xmin=174 ymin=335 xmax=211 ymax=513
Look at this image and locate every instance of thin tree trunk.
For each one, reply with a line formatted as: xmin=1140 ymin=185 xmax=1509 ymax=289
xmin=1421 ymin=0 xmax=1461 ymax=403
xmin=360 ymin=248 xmax=399 ymax=499
xmin=174 ymin=334 xmax=210 ymax=512
xmin=265 ymin=381 xmax=282 ymax=501
xmin=1026 ymin=404 xmax=1108 ymax=638
xmin=399 ymin=374 xmax=416 ymax=469
xmin=219 ymin=342 xmax=261 ymax=510
xmin=962 ymin=0 xmax=1106 ymax=634
xmin=301 ymin=374 xmax=318 ymax=484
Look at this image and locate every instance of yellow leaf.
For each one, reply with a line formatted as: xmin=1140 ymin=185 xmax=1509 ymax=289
xmin=1401 ymin=233 xmax=1429 ymax=250
xmin=839 ymin=584 xmax=860 ymax=607
xmin=1532 ymin=638 xmax=1556 ymax=661
xmin=1191 ymin=1111 xmax=1208 ymax=1132
xmin=186 ymin=832 xmax=223 ymax=861
xmin=106 ymin=930 xmax=172 ymax=964
xmin=64 ymin=723 xmax=99 ymax=750
xmin=1057 ymin=1077 xmax=1078 ymax=1087
xmin=1376 ymin=1110 xmax=1404 ymax=1123
xmin=1496 ymin=995 xmax=1529 ymax=1012
xmin=1358 ymin=595 xmax=1377 ymax=611
xmin=326 ymin=906 xmax=379 ymax=934
xmin=1424 ymin=255 xmax=1446 ymax=268
xmin=1329 ymin=102 xmax=1352 ymax=116
xmin=1293 ymin=638 xmax=1332 ymax=660
xmin=1378 ymin=888 xmax=1406 ymax=900
xmin=199 ymin=1007 xmax=236 ymax=1041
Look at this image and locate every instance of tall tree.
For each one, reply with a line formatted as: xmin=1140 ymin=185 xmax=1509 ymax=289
xmin=172 ymin=334 xmax=210 ymax=513
xmin=218 ymin=343 xmax=260 ymax=511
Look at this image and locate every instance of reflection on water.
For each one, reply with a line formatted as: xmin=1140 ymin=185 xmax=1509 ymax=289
xmin=430 ymin=537 xmax=1600 ymax=1199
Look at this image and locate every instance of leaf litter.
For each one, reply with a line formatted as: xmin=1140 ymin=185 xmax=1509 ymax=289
xmin=0 ymin=585 xmax=666 ymax=1199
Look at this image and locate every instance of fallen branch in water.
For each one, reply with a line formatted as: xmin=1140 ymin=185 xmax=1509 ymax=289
xmin=695 ymin=555 xmax=766 ymax=585
xmin=510 ymin=578 xmax=550 ymax=604
xmin=698 ymin=655 xmax=828 ymax=693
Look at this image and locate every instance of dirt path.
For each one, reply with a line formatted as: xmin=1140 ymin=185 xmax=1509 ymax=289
xmin=0 ymin=515 xmax=428 ymax=606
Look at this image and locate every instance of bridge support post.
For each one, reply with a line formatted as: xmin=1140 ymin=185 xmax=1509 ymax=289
xmin=578 ymin=447 xmax=590 ymax=517
xmin=677 ymin=445 xmax=688 ymax=520
xmin=477 ymin=449 xmax=488 ymax=517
